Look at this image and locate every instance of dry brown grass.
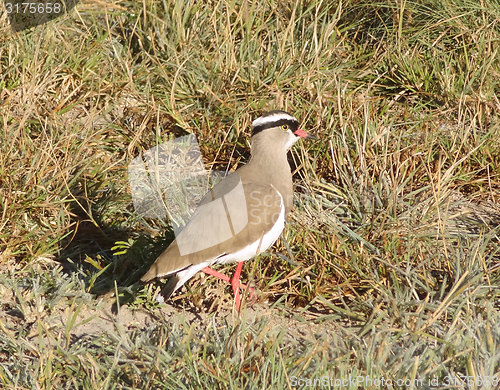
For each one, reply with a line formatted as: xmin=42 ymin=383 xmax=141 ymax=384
xmin=1 ymin=0 xmax=500 ymax=388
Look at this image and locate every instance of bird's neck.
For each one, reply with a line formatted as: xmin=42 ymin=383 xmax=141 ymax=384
xmin=246 ymin=144 xmax=294 ymax=214
xmin=249 ymin=136 xmax=291 ymax=172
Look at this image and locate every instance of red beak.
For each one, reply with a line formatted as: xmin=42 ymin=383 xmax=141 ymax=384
xmin=294 ymin=128 xmax=317 ymax=140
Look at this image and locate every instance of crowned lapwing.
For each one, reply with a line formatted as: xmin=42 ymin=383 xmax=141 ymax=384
xmin=140 ymin=110 xmax=316 ymax=310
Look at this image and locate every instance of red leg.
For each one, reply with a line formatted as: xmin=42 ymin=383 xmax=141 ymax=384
xmin=201 ymin=266 xmax=231 ymax=283
xmin=201 ymin=264 xmax=256 ymax=311
xmin=231 ymin=261 xmax=244 ymax=311
xmin=202 ymin=266 xmax=251 ymax=290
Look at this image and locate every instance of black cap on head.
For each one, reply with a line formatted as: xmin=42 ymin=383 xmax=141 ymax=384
xmin=251 ymin=110 xmax=299 ymax=136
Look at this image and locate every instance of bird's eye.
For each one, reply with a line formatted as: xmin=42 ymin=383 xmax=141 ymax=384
xmin=281 ymin=124 xmax=289 ymax=131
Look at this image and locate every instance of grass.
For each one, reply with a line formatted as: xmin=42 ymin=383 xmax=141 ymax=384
xmin=1 ymin=0 xmax=500 ymax=388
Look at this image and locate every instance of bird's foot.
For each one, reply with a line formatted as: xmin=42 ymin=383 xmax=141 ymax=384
xmin=201 ymin=265 xmax=256 ymax=311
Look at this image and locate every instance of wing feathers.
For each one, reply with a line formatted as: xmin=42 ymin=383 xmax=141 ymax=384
xmin=140 ymin=180 xmax=283 ymax=285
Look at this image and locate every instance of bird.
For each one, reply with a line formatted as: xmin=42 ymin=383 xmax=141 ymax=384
xmin=140 ymin=110 xmax=316 ymax=310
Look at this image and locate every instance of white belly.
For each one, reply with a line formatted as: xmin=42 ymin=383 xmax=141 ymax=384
xmin=217 ymin=190 xmax=285 ymax=264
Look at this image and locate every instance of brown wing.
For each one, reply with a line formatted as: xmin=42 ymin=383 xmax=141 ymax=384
xmin=140 ymin=177 xmax=283 ymax=283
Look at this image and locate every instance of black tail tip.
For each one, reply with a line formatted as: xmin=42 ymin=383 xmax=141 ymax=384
xmin=158 ymin=274 xmax=180 ymax=301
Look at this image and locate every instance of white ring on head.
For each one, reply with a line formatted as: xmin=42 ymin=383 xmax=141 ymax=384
xmin=252 ymin=113 xmax=298 ymax=128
